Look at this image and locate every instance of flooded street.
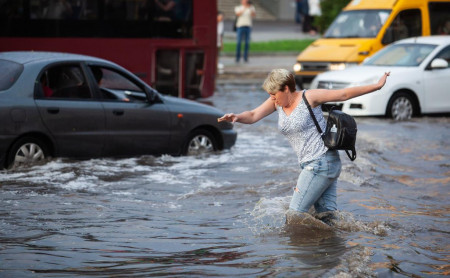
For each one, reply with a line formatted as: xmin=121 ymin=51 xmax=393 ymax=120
xmin=1 ymin=84 xmax=449 ymax=277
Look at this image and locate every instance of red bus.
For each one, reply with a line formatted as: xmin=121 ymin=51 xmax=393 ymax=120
xmin=0 ymin=0 xmax=217 ymax=99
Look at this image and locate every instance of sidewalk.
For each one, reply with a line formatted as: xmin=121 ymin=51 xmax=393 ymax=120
xmin=222 ymin=20 xmax=319 ymax=42
xmin=217 ymin=20 xmax=319 ymax=84
xmin=217 ymin=55 xmax=297 ymax=84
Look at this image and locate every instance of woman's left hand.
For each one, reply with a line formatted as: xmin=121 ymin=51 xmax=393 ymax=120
xmin=377 ymin=72 xmax=390 ymax=90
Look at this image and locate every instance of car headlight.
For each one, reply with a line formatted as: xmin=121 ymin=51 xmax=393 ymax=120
xmin=329 ymin=63 xmax=358 ymax=71
xmin=293 ymin=63 xmax=302 ymax=72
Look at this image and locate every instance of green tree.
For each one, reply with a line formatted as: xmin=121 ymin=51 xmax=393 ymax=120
xmin=315 ymin=0 xmax=351 ymax=34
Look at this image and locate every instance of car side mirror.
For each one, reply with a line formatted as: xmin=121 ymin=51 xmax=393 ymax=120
xmin=145 ymin=87 xmax=161 ymax=103
xmin=430 ymin=58 xmax=448 ymax=69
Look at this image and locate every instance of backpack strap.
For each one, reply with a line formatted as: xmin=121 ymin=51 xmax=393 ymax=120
xmin=345 ymin=148 xmax=357 ymax=161
xmin=302 ymin=90 xmax=323 ymax=135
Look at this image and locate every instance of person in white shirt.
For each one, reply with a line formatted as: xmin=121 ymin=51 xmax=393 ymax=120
xmin=217 ymin=11 xmax=225 ymax=73
xmin=307 ymin=0 xmax=321 ymax=35
xmin=234 ymin=0 xmax=256 ymax=63
xmin=217 ymin=11 xmax=224 ymax=49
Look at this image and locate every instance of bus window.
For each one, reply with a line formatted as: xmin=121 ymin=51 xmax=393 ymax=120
xmin=185 ymin=52 xmax=204 ymax=100
xmin=0 ymin=0 xmax=26 ymax=18
xmin=155 ymin=50 xmax=179 ymax=97
xmin=382 ymin=9 xmax=422 ymax=45
xmin=28 ymin=0 xmax=98 ymax=20
xmin=0 ymin=0 xmax=193 ymax=38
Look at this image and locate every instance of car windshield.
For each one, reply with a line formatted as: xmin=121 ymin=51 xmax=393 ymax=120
xmin=363 ymin=43 xmax=437 ymax=67
xmin=0 ymin=59 xmax=24 ymax=91
xmin=324 ymin=10 xmax=390 ymax=38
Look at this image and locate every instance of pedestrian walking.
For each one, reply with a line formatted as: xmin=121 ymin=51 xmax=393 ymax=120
xmin=295 ymin=0 xmax=304 ymax=24
xmin=218 ymin=69 xmax=390 ymax=227
xmin=301 ymin=0 xmax=310 ymax=33
xmin=234 ymin=0 xmax=256 ymax=63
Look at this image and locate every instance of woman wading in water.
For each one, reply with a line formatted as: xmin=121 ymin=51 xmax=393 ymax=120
xmin=218 ymin=69 xmax=390 ymax=227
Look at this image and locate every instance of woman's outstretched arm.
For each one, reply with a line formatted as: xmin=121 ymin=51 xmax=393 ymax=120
xmin=306 ymin=72 xmax=390 ymax=108
xmin=218 ymin=97 xmax=276 ymax=124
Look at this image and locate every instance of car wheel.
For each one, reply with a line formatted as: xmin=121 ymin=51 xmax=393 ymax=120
xmin=7 ymin=137 xmax=49 ymax=169
xmin=184 ymin=129 xmax=217 ymax=156
xmin=387 ymin=92 xmax=415 ymax=121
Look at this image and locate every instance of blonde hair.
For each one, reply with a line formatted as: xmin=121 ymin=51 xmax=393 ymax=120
xmin=262 ymin=69 xmax=296 ymax=94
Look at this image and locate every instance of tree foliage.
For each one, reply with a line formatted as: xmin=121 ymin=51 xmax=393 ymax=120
xmin=315 ymin=0 xmax=351 ymax=34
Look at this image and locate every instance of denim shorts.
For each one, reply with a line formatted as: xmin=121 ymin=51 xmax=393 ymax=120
xmin=289 ymin=149 xmax=342 ymax=213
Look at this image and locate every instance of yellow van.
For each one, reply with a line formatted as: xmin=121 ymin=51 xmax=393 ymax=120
xmin=293 ymin=0 xmax=450 ymax=88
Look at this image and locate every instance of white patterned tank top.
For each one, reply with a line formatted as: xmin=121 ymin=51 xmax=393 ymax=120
xmin=276 ymin=94 xmax=328 ymax=164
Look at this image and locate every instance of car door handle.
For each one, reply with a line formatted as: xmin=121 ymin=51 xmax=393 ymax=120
xmin=112 ymin=109 xmax=124 ymax=116
xmin=47 ymin=107 xmax=60 ymax=114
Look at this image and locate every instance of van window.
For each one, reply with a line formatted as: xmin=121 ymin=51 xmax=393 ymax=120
xmin=382 ymin=9 xmax=422 ymax=45
xmin=429 ymin=2 xmax=450 ymax=35
xmin=324 ymin=10 xmax=390 ymax=38
xmin=0 ymin=60 xmax=23 ymax=91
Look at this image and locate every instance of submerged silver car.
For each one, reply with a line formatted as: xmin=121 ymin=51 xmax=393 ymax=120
xmin=0 ymin=52 xmax=237 ymax=169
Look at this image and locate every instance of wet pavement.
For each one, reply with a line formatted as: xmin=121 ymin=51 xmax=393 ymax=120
xmin=1 ymin=84 xmax=449 ymax=277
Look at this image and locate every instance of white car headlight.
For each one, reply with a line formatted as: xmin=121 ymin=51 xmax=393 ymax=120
xmin=293 ymin=63 xmax=302 ymax=72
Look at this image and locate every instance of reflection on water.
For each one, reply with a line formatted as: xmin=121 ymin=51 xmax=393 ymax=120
xmin=0 ymin=84 xmax=449 ymax=277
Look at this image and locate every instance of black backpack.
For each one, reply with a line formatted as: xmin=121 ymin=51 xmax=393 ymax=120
xmin=302 ymin=91 xmax=357 ymax=161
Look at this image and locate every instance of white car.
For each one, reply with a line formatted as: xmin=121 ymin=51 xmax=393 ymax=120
xmin=310 ymin=36 xmax=450 ymax=120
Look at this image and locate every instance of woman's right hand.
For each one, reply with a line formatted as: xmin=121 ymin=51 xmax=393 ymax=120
xmin=218 ymin=113 xmax=238 ymax=123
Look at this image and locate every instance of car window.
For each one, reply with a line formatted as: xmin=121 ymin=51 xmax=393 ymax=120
xmin=364 ymin=43 xmax=436 ymax=67
xmin=37 ymin=65 xmax=92 ymax=99
xmin=433 ymin=45 xmax=450 ymax=68
xmin=89 ymin=66 xmax=146 ymax=102
xmin=0 ymin=59 xmax=24 ymax=91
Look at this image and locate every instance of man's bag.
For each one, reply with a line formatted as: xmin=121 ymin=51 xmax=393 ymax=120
xmin=302 ymin=91 xmax=357 ymax=161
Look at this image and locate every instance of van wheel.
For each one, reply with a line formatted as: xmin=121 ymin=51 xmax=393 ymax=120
xmin=7 ymin=137 xmax=49 ymax=169
xmin=184 ymin=129 xmax=217 ymax=156
xmin=387 ymin=92 xmax=416 ymax=121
